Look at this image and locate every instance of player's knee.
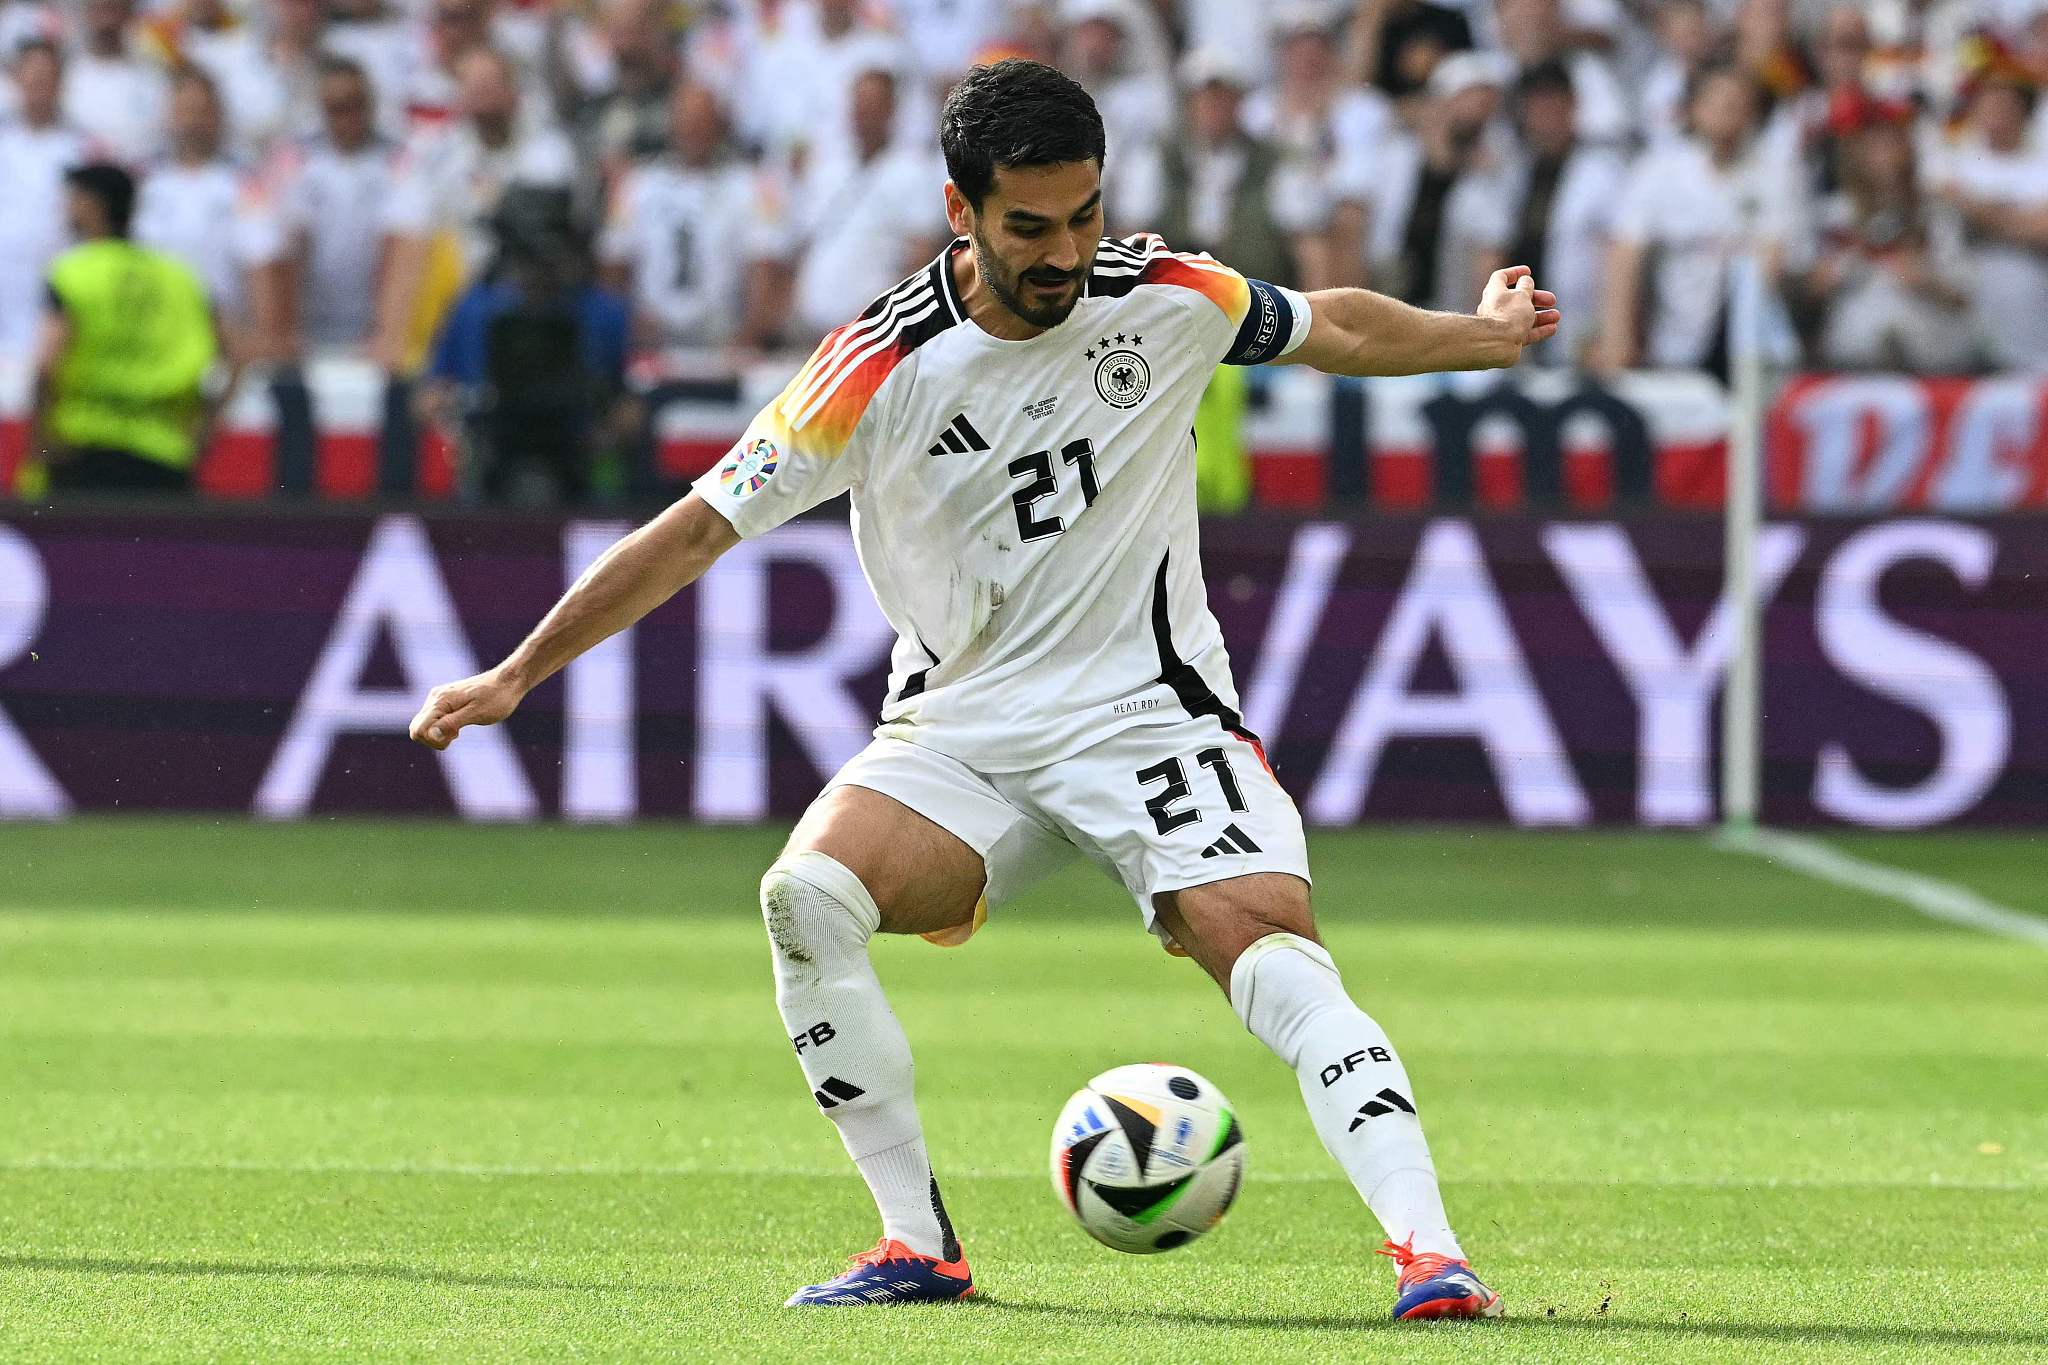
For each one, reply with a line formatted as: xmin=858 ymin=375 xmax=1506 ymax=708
xmin=760 ymin=851 xmax=882 ymax=963
xmin=1229 ymin=932 xmax=1347 ymax=1061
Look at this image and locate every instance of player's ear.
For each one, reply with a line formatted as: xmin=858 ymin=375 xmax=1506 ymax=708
xmin=943 ymin=182 xmax=973 ymax=239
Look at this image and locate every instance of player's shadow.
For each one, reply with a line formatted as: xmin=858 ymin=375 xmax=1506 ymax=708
xmin=0 ymin=1252 xmax=669 ymax=1297
xmin=972 ymin=1293 xmax=2048 ymax=1352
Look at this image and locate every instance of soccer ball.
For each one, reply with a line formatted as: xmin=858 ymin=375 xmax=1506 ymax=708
xmin=1049 ymin=1063 xmax=1246 ymax=1254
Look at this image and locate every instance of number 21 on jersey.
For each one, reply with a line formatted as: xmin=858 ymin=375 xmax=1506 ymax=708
xmin=1008 ymin=438 xmax=1099 ymax=542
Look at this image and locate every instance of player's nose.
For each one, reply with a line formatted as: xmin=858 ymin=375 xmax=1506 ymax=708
xmin=1044 ymin=231 xmax=1084 ymax=273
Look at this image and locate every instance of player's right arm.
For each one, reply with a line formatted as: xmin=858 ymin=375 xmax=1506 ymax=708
xmin=411 ymin=304 xmax=893 ymax=751
xmin=408 ymin=494 xmax=738 ymax=750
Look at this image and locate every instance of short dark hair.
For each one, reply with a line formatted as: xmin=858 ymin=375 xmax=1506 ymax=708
xmin=940 ymin=59 xmax=1106 ymax=207
xmin=65 ymin=162 xmax=136 ymax=237
xmin=14 ymin=36 xmax=61 ymax=69
xmin=316 ymin=53 xmax=370 ymax=85
xmin=1515 ymin=58 xmax=1575 ymax=104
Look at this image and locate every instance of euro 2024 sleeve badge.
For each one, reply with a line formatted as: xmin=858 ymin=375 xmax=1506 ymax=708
xmin=719 ymin=437 xmax=780 ymax=497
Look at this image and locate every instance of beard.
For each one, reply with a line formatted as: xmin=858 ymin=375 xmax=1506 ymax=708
xmin=972 ymin=227 xmax=1089 ymax=329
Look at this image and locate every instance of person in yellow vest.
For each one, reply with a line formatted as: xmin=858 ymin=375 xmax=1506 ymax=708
xmin=30 ymin=162 xmax=220 ymax=493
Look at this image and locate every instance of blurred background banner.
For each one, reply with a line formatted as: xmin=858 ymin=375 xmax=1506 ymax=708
xmin=2 ymin=507 xmax=2038 ymax=828
xmin=8 ymin=362 xmax=2048 ymax=512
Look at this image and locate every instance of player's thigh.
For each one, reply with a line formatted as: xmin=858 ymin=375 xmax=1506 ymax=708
xmin=1152 ymin=873 xmax=1318 ymax=991
xmin=1016 ymin=716 xmax=1314 ymax=974
xmin=785 ymin=784 xmax=986 ymax=937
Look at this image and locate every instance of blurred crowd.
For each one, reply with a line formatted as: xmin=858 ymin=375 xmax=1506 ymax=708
xmin=4 ymin=0 xmax=2048 ymax=400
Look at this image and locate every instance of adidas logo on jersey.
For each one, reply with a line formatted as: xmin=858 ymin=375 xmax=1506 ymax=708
xmin=1199 ymin=823 xmax=1263 ymax=859
xmin=927 ymin=412 xmax=990 ymax=458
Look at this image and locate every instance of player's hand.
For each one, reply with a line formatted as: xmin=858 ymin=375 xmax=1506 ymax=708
xmin=409 ymin=669 xmax=525 ymax=750
xmin=1479 ymin=265 xmax=1562 ymax=350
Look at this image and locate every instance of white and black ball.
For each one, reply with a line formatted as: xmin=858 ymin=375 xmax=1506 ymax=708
xmin=1049 ymin=1063 xmax=1246 ymax=1254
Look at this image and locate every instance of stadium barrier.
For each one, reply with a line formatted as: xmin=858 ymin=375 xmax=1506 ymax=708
xmin=4 ymin=358 xmax=2044 ymax=511
xmin=1 ymin=508 xmax=2038 ymax=827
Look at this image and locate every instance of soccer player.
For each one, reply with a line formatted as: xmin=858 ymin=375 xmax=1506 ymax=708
xmin=410 ymin=59 xmax=1557 ymax=1321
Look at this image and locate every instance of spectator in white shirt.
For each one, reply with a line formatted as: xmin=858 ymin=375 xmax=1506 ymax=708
xmin=1936 ymin=74 xmax=2048 ymax=371
xmin=1595 ymin=62 xmax=1805 ymax=375
xmin=552 ymin=0 xmax=680 ymax=197
xmin=184 ymin=0 xmax=327 ymax=161
xmin=1058 ymin=0 xmax=1175 ymax=219
xmin=1492 ymin=0 xmax=1632 ymax=145
xmin=164 ymin=0 xmax=238 ymax=75
xmin=1809 ymin=113 xmax=1975 ymax=372
xmin=1499 ymin=58 xmax=1625 ymax=363
xmin=0 ymin=39 xmax=91 ymax=358
xmin=323 ymin=0 xmax=417 ymax=140
xmin=61 ymin=0 xmax=169 ymax=165
xmin=1126 ymin=47 xmax=1356 ymax=289
xmin=1242 ymin=3 xmax=1391 ymax=289
xmin=1640 ymin=0 xmax=1720 ymax=145
xmin=0 ymin=0 xmax=60 ymax=53
xmin=0 ymin=1 xmax=66 ymax=121
xmin=245 ymin=56 xmax=403 ymax=492
xmin=724 ymin=0 xmax=924 ymax=167
xmin=393 ymin=0 xmax=539 ymax=129
xmin=1175 ymin=0 xmax=1283 ymax=89
xmin=789 ymin=66 xmax=947 ymax=340
xmin=1369 ymin=50 xmax=1518 ymax=311
xmin=251 ymin=57 xmax=399 ymax=358
xmin=599 ymin=81 xmax=790 ymax=352
xmin=889 ymin=0 xmax=1013 ymax=87
xmin=134 ymin=67 xmax=260 ymax=335
xmin=373 ymin=43 xmax=576 ymax=370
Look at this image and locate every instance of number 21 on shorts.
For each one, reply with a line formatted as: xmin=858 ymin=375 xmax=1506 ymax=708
xmin=1133 ymin=748 xmax=1247 ymax=835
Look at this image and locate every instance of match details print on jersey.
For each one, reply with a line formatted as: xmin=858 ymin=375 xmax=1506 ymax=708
xmin=694 ymin=234 xmax=1310 ymax=775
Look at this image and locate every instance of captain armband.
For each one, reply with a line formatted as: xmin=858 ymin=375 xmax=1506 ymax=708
xmin=1222 ymin=279 xmax=1313 ymax=366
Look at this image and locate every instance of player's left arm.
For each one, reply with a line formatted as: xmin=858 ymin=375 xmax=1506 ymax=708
xmin=1278 ymin=265 xmax=1560 ymax=377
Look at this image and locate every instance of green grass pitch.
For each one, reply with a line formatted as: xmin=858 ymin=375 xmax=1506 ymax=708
xmin=1 ymin=819 xmax=2043 ymax=1363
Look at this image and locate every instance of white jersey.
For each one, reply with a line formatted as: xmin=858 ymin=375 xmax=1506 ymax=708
xmin=1610 ymin=137 xmax=1806 ymax=369
xmin=694 ymin=234 xmax=1310 ymax=773
xmin=598 ymin=157 xmax=789 ymax=347
xmin=0 ymin=120 xmax=90 ymax=355
xmin=60 ymin=51 xmax=169 ymax=165
xmin=382 ymin=116 xmax=576 ymax=280
xmin=253 ymin=137 xmax=403 ymax=349
xmin=184 ymin=29 xmax=322 ymax=160
xmin=134 ymin=157 xmax=265 ymax=320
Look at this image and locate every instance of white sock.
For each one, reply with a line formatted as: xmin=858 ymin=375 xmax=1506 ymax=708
xmin=1231 ymin=933 xmax=1464 ymax=1260
xmin=761 ymin=852 xmax=957 ymax=1260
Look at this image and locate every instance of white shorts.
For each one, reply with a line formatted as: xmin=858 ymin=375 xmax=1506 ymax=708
xmin=821 ymin=713 xmax=1312 ymax=947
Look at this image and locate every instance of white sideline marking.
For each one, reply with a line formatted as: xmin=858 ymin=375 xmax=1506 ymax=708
xmin=1716 ymin=827 xmax=2048 ymax=950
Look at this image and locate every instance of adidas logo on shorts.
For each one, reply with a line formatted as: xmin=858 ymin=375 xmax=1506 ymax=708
xmin=1199 ymin=823 xmax=1262 ymax=859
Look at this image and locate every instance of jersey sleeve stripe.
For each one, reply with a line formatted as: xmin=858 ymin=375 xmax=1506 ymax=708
xmin=779 ymin=246 xmax=968 ymax=430
xmin=1138 ymin=255 xmax=1249 ymax=323
xmin=768 ymin=249 xmax=966 ymax=449
xmin=780 ymin=275 xmax=936 ymax=421
xmin=787 ymin=295 xmax=941 ymax=433
xmin=1087 ymin=233 xmax=1250 ymax=323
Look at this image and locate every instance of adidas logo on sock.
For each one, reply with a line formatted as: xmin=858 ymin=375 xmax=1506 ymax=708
xmin=1347 ymin=1087 xmax=1416 ymax=1131
xmin=926 ymin=412 xmax=990 ymax=458
xmin=1199 ymin=823 xmax=1262 ymax=859
xmin=813 ymin=1076 xmax=866 ymax=1109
